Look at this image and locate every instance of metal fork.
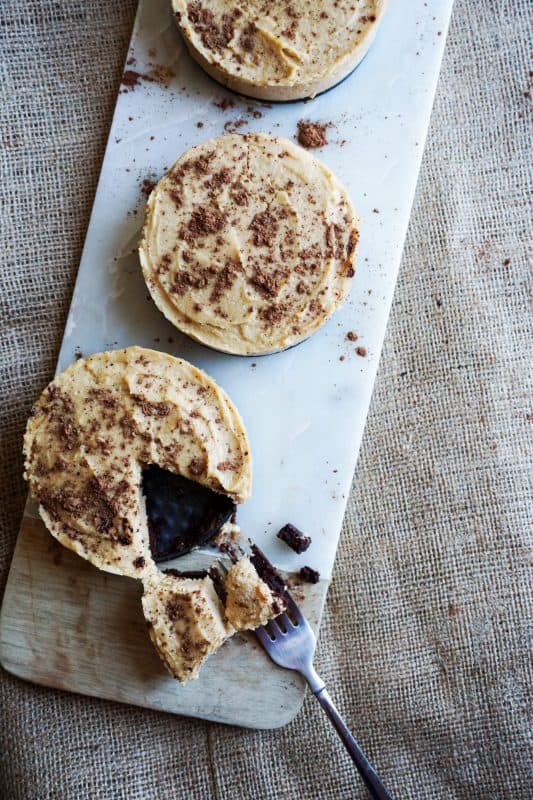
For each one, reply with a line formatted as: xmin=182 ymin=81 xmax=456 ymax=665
xmin=255 ymin=590 xmax=394 ymax=800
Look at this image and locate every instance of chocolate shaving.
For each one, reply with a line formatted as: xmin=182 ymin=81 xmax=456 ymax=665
xmin=230 ymin=183 xmax=249 ymax=206
xmin=240 ymin=21 xmax=256 ymax=52
xmin=259 ymin=304 xmax=286 ymax=326
xmin=172 ymin=270 xmax=209 ymax=296
xmin=205 ymin=168 xmax=232 ymax=190
xmin=218 ymin=541 xmax=242 ymax=563
xmin=184 ymin=207 xmax=226 ymax=240
xmin=249 ymin=210 xmax=278 ymax=247
xmin=210 ymin=259 xmax=241 ymax=302
xmin=248 ymin=267 xmax=287 ymax=299
xmin=165 ymin=598 xmax=187 ymax=622
xmin=188 ymin=457 xmax=206 ymax=476
xmin=187 ymin=2 xmax=233 ymax=52
xmin=132 ymin=396 xmax=170 ymax=417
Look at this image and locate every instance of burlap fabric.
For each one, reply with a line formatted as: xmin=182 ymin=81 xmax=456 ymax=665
xmin=1 ymin=1 xmax=531 ymax=798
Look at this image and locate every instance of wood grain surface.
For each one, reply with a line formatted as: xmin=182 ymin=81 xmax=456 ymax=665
xmin=0 ymin=513 xmax=327 ymax=728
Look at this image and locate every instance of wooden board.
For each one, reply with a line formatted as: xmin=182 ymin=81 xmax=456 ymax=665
xmin=0 ymin=512 xmax=326 ymax=729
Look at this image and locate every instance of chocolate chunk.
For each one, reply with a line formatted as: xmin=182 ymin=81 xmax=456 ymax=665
xmin=132 ymin=395 xmax=170 ymax=417
xmin=185 ymin=206 xmax=226 ymax=239
xmin=259 ymin=304 xmax=286 ymax=326
xmin=164 ymin=568 xmax=209 ymax=579
xmin=218 ymin=541 xmax=242 ymax=562
xmin=277 ymin=523 xmax=311 ymax=554
xmin=250 ymin=544 xmax=286 ymax=597
xmin=249 ymin=210 xmax=278 ymax=247
xmin=299 ymin=566 xmax=320 ymax=584
xmin=208 ymin=565 xmax=228 ymax=602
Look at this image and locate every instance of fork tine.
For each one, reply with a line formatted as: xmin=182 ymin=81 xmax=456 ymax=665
xmin=282 ymin=590 xmax=306 ymax=625
xmin=276 ymin=612 xmax=294 ymax=630
xmin=254 ymin=625 xmax=272 ymax=646
xmin=216 ymin=558 xmax=229 ymax=576
xmin=265 ymin=619 xmax=281 ymax=638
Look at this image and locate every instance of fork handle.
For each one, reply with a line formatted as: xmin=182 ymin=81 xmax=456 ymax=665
xmin=304 ymin=666 xmax=393 ymax=800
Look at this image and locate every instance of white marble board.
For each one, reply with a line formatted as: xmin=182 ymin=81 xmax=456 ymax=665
xmin=0 ymin=0 xmax=455 ymax=727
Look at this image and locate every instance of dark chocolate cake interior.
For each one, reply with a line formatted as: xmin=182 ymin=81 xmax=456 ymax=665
xmin=143 ymin=465 xmax=235 ymax=561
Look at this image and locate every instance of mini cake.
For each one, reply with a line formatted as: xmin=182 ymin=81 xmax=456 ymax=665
xmin=142 ymin=557 xmax=285 ymax=682
xmin=172 ymin=1 xmax=387 ymax=101
xmin=139 ymin=133 xmax=358 ymax=355
xmin=23 ymin=347 xmax=251 ymax=577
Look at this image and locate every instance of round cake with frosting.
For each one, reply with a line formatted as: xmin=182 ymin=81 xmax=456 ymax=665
xmin=172 ymin=0 xmax=387 ymax=100
xmin=23 ymin=347 xmax=251 ymax=578
xmin=139 ymin=133 xmax=359 ymax=355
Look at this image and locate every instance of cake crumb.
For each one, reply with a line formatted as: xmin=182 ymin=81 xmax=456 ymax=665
xmin=214 ymin=97 xmax=235 ymax=111
xmin=299 ymin=566 xmax=320 ymax=584
xmin=214 ymin=520 xmax=241 ymax=549
xmin=297 ymin=120 xmax=330 ymax=149
xmin=141 ymin=177 xmax=157 ymax=197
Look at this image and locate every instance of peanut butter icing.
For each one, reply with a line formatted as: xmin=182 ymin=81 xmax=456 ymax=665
xmin=139 ymin=133 xmax=359 ymax=355
xmin=23 ymin=347 xmax=251 ymax=578
xmin=142 ymin=558 xmax=284 ymax=682
xmin=172 ymin=0 xmax=387 ymax=100
xmin=224 ymin=555 xmax=283 ymax=630
xmin=142 ymin=571 xmax=233 ymax=682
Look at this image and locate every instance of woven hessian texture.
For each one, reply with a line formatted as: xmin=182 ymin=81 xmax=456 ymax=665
xmin=1 ymin=1 xmax=531 ymax=798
